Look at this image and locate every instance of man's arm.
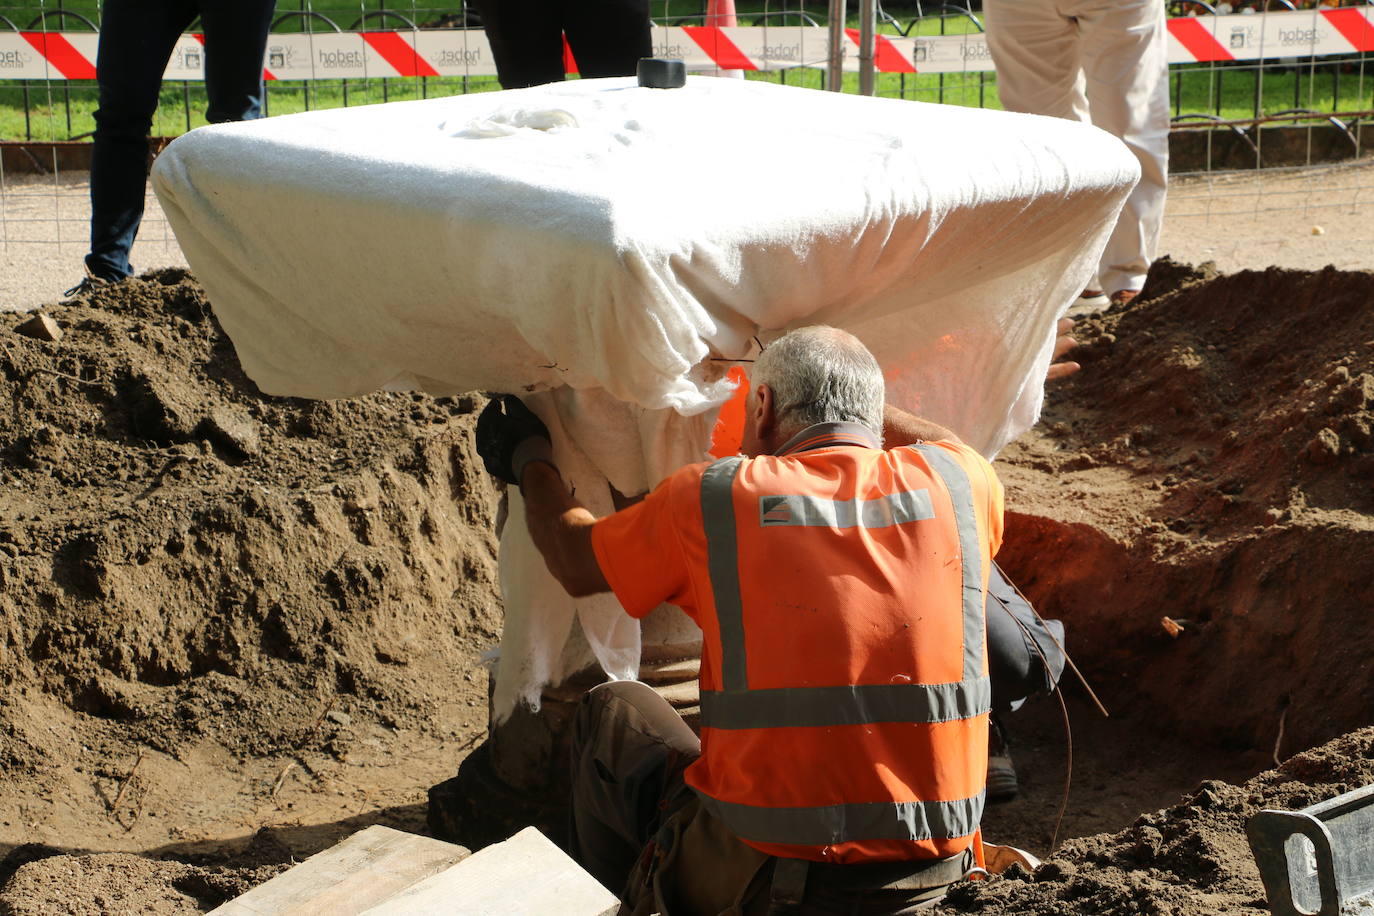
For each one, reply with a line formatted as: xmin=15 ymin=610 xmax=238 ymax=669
xmin=519 ymin=462 xmax=609 ymax=598
xmin=474 ymin=395 xmax=610 ymax=598
xmin=883 ymin=404 xmax=962 ymax=447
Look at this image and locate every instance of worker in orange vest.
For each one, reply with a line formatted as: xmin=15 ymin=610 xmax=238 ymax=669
xmin=475 ymin=325 xmax=1058 ymax=913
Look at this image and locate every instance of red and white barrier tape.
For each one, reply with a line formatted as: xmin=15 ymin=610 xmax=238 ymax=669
xmin=1 ymin=9 xmax=1370 ymax=82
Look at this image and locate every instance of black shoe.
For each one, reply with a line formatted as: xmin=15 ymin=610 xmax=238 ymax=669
xmin=987 ymin=715 xmax=1018 ymax=804
xmin=62 ymin=274 xmax=110 ymax=300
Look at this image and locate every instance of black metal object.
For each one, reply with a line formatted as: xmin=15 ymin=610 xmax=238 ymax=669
xmin=1247 ymin=782 xmax=1374 ymax=916
xmin=350 ymin=10 xmax=419 ymax=30
xmin=741 ymin=9 xmax=824 ymax=27
xmin=23 ymin=9 xmax=99 ymax=30
xmin=269 ymin=11 xmax=343 ymax=32
xmin=638 ymin=57 xmax=687 ymax=89
xmin=1171 ymin=112 xmax=1260 ymax=158
xmin=1267 ymin=108 xmax=1362 ymax=153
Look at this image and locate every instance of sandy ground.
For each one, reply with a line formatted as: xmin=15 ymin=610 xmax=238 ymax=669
xmin=3 ymin=159 xmax=1374 ymax=313
xmin=1 ymin=173 xmax=188 ymax=312
xmin=2 ymin=256 xmax=1371 ymax=914
xmin=1157 ymin=159 xmax=1374 ymax=275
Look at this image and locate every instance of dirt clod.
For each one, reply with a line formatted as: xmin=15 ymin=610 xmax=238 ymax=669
xmin=12 ymin=314 xmax=61 ymax=343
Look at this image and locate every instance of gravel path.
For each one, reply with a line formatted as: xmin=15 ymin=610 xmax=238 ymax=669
xmin=1158 ymin=159 xmax=1374 ymax=277
xmin=2 ymin=172 xmax=186 ymax=312
xmin=3 ymin=160 xmax=1373 ymax=314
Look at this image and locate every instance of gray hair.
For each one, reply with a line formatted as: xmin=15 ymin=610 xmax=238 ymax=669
xmin=752 ymin=326 xmax=885 ymax=440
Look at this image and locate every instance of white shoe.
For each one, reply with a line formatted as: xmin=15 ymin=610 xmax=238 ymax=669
xmin=1076 ymin=288 xmax=1108 ymax=308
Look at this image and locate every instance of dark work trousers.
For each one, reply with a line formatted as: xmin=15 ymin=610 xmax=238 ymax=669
xmin=472 ymin=0 xmax=652 ymax=89
xmin=570 ymin=682 xmax=967 ymax=915
xmin=570 ymin=571 xmax=1065 ymax=912
xmin=569 ymin=680 xmax=700 ymax=896
xmin=986 ymin=563 xmax=1067 ymax=714
xmin=86 ymin=0 xmax=276 ymax=281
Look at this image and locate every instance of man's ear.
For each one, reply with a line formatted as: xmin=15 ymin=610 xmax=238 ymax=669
xmin=754 ymin=383 xmax=776 ymax=441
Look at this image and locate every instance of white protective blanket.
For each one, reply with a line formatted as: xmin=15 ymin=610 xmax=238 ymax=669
xmin=152 ymin=76 xmax=1138 ymax=720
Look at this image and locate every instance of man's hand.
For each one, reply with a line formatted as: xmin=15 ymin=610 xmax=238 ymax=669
xmin=475 ymin=395 xmax=553 ymax=485
xmin=883 ymin=404 xmax=961 ymax=447
xmin=475 ymin=396 xmax=609 ymax=597
xmin=1047 ymin=317 xmax=1080 ymax=382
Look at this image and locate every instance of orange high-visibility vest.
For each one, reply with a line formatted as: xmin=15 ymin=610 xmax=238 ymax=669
xmin=685 ymin=436 xmax=999 ymax=864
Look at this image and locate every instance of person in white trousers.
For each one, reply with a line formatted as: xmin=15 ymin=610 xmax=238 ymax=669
xmin=983 ymin=0 xmax=1170 ymax=305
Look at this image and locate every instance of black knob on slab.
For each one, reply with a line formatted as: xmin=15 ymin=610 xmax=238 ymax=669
xmin=637 ymin=58 xmax=686 ymax=89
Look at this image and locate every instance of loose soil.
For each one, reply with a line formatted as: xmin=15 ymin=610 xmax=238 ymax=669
xmin=977 ymin=258 xmax=1374 ymax=914
xmin=0 ymin=262 xmax=1371 ymax=914
xmin=0 ymin=270 xmax=503 ymax=913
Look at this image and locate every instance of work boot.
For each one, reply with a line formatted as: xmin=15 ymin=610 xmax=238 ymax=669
xmin=987 ymin=715 xmax=1018 ymax=804
xmin=62 ymin=273 xmax=111 ymax=301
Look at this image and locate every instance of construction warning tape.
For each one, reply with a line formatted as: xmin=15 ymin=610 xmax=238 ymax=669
xmin=0 ymin=9 xmax=1370 ymax=82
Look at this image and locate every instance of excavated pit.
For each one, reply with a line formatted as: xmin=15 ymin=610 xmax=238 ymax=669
xmin=998 ymin=259 xmax=1374 ymax=757
xmin=972 ymin=260 xmax=1374 ymax=915
xmin=0 ymin=263 xmax=1370 ymax=913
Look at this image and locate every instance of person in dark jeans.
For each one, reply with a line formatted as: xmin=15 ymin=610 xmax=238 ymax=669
xmin=69 ymin=0 xmax=277 ymax=295
xmin=472 ymin=0 xmax=651 ymax=89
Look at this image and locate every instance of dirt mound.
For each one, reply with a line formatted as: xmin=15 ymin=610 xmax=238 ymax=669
xmin=1073 ymin=257 xmax=1374 ymax=521
xmin=0 ymin=830 xmax=290 ymax=916
xmin=946 ymin=726 xmax=1374 ymax=915
xmin=973 ymin=259 xmax=1374 ymax=914
xmin=0 ymin=271 xmax=501 ymax=902
xmin=996 ymin=259 xmax=1374 ymax=755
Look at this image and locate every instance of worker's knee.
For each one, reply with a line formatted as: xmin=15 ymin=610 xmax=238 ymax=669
xmin=578 ymin=680 xmax=661 ymax=735
xmin=577 ymin=680 xmax=698 ymax=756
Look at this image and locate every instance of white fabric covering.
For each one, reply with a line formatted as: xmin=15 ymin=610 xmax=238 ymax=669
xmin=152 ymin=76 xmax=1138 ymax=720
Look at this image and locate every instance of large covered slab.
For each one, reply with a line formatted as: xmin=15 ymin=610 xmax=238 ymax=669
xmin=153 ymin=77 xmax=1137 ymax=715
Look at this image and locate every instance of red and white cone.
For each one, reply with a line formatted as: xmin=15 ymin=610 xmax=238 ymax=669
xmin=706 ymin=0 xmax=744 ymax=79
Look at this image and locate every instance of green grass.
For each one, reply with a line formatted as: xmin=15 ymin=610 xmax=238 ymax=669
xmin=6 ymin=65 xmax=1370 ymax=142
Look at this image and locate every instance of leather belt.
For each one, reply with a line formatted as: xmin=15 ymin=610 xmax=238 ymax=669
xmin=768 ymin=848 xmax=975 ymax=912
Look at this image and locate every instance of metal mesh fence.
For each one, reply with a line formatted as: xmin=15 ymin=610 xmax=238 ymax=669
xmin=4 ymin=2 xmax=1372 ymax=137
xmin=1 ymin=1 xmax=1372 ymax=305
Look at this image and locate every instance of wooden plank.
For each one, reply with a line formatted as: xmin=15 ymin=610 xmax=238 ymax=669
xmin=361 ymin=826 xmax=618 ymax=916
xmin=655 ymin=679 xmax=699 ymax=708
xmin=209 ymin=825 xmax=469 ymax=916
xmin=639 ymin=657 xmax=700 ymax=684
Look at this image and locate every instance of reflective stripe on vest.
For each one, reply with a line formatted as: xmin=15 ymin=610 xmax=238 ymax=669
xmin=699 ymin=677 xmax=992 ymax=730
xmin=911 ymin=443 xmax=985 ymax=683
xmin=696 ymin=444 xmax=989 ymax=845
xmin=759 ymin=489 xmax=935 ymax=529
xmin=701 ymin=455 xmax=748 ymax=692
xmin=697 ymin=791 xmax=987 ymax=848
